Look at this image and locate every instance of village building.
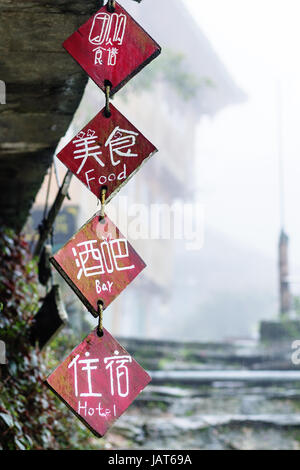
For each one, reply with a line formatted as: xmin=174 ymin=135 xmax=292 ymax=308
xmin=32 ymin=0 xmax=244 ymax=338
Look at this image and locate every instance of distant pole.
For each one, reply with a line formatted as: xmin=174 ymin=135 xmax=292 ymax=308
xmin=278 ymin=84 xmax=285 ymax=230
xmin=279 ymin=230 xmax=291 ymax=316
xmin=277 ymin=83 xmax=291 ymax=317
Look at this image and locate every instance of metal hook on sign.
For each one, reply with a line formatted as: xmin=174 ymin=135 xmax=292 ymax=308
xmin=97 ymin=300 xmax=104 ymax=337
xmin=107 ymin=0 xmax=116 ymax=13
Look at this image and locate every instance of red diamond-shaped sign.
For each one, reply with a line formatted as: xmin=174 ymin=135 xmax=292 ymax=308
xmin=46 ymin=327 xmax=151 ymax=437
xmin=50 ymin=213 xmax=146 ymax=317
xmin=57 ymin=103 xmax=157 ymax=202
xmin=63 ymin=1 xmax=161 ymax=95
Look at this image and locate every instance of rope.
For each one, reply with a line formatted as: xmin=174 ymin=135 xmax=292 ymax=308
xmin=105 ymin=83 xmax=111 ymax=117
xmin=107 ymin=0 xmax=116 ymax=13
xmin=97 ymin=301 xmax=104 ymax=337
xmin=100 ymin=186 xmax=107 ymax=219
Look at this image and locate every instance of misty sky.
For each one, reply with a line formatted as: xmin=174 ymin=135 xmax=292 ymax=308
xmin=183 ymin=0 xmax=300 ymax=288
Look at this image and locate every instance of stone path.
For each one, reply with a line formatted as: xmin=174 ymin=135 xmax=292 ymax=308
xmin=101 ymin=338 xmax=300 ymax=450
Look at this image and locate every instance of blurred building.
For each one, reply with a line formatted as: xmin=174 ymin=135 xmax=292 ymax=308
xmin=31 ymin=0 xmax=245 ymax=338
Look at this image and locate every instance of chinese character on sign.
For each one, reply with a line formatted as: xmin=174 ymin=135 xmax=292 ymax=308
xmin=72 ymin=236 xmax=135 ymax=281
xmin=68 ymin=349 xmax=133 ymax=399
xmin=107 ymin=47 xmax=119 ymax=66
xmin=104 ymin=350 xmax=132 ymax=398
xmin=46 ymin=328 xmax=151 ymax=437
xmin=57 ymin=104 xmax=157 ymax=201
xmin=105 ymin=127 xmax=139 ymax=166
xmin=89 ymin=12 xmax=126 ymax=67
xmin=92 ymin=46 xmax=105 ymax=65
xmin=69 ymin=352 xmax=102 ymax=397
xmin=72 ymin=240 xmax=104 ymax=280
xmin=72 ymin=129 xmax=104 ymax=174
xmin=51 ymin=214 xmax=146 ymax=317
xmin=63 ymin=2 xmax=161 ymax=94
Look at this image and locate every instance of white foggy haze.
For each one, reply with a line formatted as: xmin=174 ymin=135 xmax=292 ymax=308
xmin=43 ymin=0 xmax=300 ymax=339
xmin=184 ymin=0 xmax=300 ymax=289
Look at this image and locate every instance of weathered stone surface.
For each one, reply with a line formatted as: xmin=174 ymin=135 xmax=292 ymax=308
xmin=103 ymin=338 xmax=300 ymax=450
xmin=0 ymin=1 xmax=99 ymax=231
xmin=260 ymin=320 xmax=300 ymax=342
xmin=0 ymin=0 xmax=142 ymax=231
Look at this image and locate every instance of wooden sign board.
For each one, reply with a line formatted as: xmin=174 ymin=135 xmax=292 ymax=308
xmin=46 ymin=328 xmax=151 ymax=437
xmin=50 ymin=213 xmax=146 ymax=317
xmin=56 ymin=104 xmax=157 ymax=201
xmin=63 ymin=1 xmax=161 ymax=95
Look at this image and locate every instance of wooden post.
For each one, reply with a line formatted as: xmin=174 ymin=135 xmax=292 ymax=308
xmin=33 ymin=170 xmax=72 ymax=258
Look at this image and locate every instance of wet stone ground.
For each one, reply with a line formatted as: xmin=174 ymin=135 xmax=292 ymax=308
xmin=98 ymin=338 xmax=300 ymax=450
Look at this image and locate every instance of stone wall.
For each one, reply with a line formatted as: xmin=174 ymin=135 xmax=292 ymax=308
xmin=0 ymin=0 xmax=140 ymax=231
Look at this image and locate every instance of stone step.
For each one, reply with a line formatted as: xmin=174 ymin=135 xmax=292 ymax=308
xmin=111 ymin=413 xmax=300 ymax=450
xmin=118 ymin=337 xmax=295 ymax=370
xmin=103 ymin=339 xmax=300 ymax=450
xmin=148 ymin=369 xmax=300 ymax=385
xmin=132 ymin=384 xmax=300 ymax=416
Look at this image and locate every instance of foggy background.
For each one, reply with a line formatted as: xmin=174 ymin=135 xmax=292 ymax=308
xmin=187 ymin=0 xmax=300 ymax=286
xmin=14 ymin=0 xmax=300 ymax=451
xmin=30 ymin=0 xmax=300 ymax=342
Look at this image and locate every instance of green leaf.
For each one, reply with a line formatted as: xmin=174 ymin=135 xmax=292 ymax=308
xmin=0 ymin=412 xmax=14 ymax=428
xmin=14 ymin=438 xmax=26 ymax=450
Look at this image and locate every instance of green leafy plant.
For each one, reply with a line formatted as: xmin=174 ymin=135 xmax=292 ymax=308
xmin=124 ymin=49 xmax=214 ymax=101
xmin=0 ymin=229 xmax=101 ymax=450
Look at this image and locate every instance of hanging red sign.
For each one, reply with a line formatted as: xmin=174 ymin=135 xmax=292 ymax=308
xmin=46 ymin=327 xmax=151 ymax=437
xmin=56 ymin=104 xmax=157 ymax=201
xmin=50 ymin=212 xmax=146 ymax=317
xmin=63 ymin=1 xmax=161 ymax=95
